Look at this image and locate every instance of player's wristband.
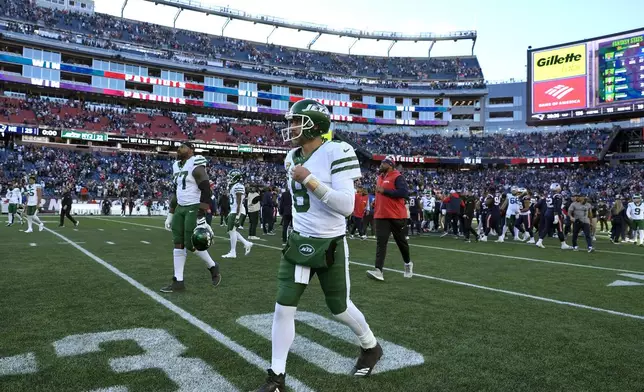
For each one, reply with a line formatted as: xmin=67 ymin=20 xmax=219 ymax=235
xmin=302 ymin=174 xmax=330 ymax=200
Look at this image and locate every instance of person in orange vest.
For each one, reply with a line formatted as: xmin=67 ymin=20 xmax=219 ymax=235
xmin=367 ymin=156 xmax=412 ymax=281
xmin=350 ymin=186 xmax=369 ymax=239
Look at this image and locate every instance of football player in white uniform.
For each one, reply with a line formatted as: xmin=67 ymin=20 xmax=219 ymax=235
xmin=6 ymin=181 xmax=24 ymax=226
xmin=24 ymin=176 xmax=44 ymax=233
xmin=626 ymin=193 xmax=644 ymax=246
xmin=256 ymin=99 xmax=382 ymax=392
xmin=498 ymin=186 xmax=521 ymax=242
xmin=222 ymin=169 xmax=253 ymax=258
xmin=420 ymin=190 xmax=435 ymax=232
xmin=161 ymin=142 xmax=221 ymax=293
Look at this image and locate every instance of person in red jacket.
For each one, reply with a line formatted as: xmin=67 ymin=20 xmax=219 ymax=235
xmin=367 ymin=156 xmax=412 ymax=281
xmin=350 ymin=186 xmax=369 ymax=239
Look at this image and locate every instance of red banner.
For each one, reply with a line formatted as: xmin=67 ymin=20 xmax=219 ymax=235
xmin=372 ymin=154 xmax=439 ymax=164
xmin=510 ymin=156 xmax=598 ymax=164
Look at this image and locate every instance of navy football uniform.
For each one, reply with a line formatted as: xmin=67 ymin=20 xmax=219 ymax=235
xmin=483 ymin=193 xmax=502 ymax=236
xmin=515 ymin=194 xmax=534 ymax=239
xmin=539 ymin=193 xmax=565 ymax=242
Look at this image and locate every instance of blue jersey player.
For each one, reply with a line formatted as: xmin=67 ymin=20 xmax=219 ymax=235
xmin=536 ymin=183 xmax=571 ymax=249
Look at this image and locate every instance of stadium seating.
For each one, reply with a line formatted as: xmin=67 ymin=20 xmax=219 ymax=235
xmin=0 ymin=96 xmax=614 ymax=158
xmin=0 ymin=144 xmax=638 ymax=202
xmin=0 ymin=0 xmax=484 ymax=87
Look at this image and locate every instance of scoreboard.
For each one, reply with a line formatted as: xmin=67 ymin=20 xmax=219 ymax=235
xmin=527 ymin=28 xmax=644 ymax=126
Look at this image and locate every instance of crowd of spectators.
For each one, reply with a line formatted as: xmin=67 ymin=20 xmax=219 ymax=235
xmin=1 ymin=95 xmax=616 ymax=159
xmin=0 ymin=0 xmax=484 ymax=89
xmin=1 ymin=143 xmax=641 ymax=204
xmin=340 ymin=128 xmax=613 ymax=158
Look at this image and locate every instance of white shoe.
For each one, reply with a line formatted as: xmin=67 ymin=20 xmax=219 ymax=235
xmin=536 ymin=241 xmax=545 ymax=248
xmin=39 ymin=223 xmax=45 ymax=232
xmin=513 ymin=237 xmax=521 ymax=241
xmin=405 ymin=236 xmax=410 ymax=240
xmin=526 ymin=239 xmax=535 ymax=244
xmin=248 ymin=236 xmax=260 ymax=240
xmin=367 ymin=269 xmax=384 ymax=281
xmin=222 ymin=252 xmax=237 ymax=258
xmin=403 ymin=262 xmax=413 ymax=278
xmin=479 ymin=235 xmax=487 ymax=242
xmin=561 ymin=243 xmax=572 ymax=250
xmin=24 ymin=229 xmax=33 ymax=233
xmin=495 ymin=237 xmax=504 ymax=243
xmin=244 ymin=242 xmax=253 ymax=256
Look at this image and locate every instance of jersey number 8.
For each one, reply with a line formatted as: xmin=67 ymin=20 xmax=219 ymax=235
xmin=291 ymin=179 xmax=310 ymax=213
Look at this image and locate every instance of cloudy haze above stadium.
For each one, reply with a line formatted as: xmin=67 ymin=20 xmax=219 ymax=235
xmin=96 ymin=0 xmax=642 ymax=83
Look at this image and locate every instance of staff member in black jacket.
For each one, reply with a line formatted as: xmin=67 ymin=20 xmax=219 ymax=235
xmin=278 ymin=187 xmax=292 ymax=245
xmin=461 ymin=189 xmax=478 ymax=242
xmin=59 ymin=188 xmax=79 ymax=228
xmin=261 ymin=187 xmax=275 ymax=235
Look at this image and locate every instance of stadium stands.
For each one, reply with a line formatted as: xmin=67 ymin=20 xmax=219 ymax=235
xmin=340 ymin=128 xmax=612 ymax=158
xmin=0 ymin=96 xmax=613 ymax=158
xmin=0 ymin=144 xmax=638 ymax=202
xmin=0 ymin=0 xmax=484 ymax=88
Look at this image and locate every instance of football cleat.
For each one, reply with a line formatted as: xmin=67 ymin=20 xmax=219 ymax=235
xmin=209 ymin=266 xmax=221 ymax=287
xmin=561 ymin=243 xmax=572 ymax=250
xmin=160 ymin=277 xmax=185 ymax=293
xmin=39 ymin=223 xmax=45 ymax=232
xmin=367 ymin=269 xmax=384 ymax=281
xmin=352 ymin=342 xmax=383 ymax=377
xmin=221 ymin=252 xmax=236 ymax=259
xmin=403 ymin=262 xmax=413 ymax=278
xmin=257 ymin=369 xmax=285 ymax=392
xmin=244 ymin=242 xmax=253 ymax=256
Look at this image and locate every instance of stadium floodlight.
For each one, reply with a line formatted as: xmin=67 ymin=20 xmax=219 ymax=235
xmin=142 ymin=0 xmax=477 ymax=43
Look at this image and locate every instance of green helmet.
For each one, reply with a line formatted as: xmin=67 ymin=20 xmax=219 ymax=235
xmin=227 ymin=169 xmax=243 ymax=187
xmin=192 ymin=226 xmax=214 ymax=251
xmin=282 ymin=99 xmax=331 ymax=142
xmin=634 ymin=194 xmax=642 ymax=203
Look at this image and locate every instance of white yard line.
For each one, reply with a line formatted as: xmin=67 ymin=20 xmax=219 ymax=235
xmin=91 ymin=217 xmax=644 ymax=322
xmin=43 ymin=227 xmax=315 ymax=392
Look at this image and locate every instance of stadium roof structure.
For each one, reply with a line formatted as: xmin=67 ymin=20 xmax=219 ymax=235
xmin=127 ymin=0 xmax=477 ymax=56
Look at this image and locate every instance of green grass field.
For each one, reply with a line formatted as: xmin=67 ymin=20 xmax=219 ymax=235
xmin=1 ymin=215 xmax=643 ymax=392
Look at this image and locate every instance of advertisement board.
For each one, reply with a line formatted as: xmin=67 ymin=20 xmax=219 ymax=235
xmin=527 ymin=28 xmax=644 ymax=125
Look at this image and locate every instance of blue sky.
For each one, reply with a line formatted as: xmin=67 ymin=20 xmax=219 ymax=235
xmin=96 ymin=0 xmax=643 ymax=82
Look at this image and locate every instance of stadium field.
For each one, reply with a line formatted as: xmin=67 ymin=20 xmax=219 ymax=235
xmin=1 ymin=216 xmax=643 ymax=392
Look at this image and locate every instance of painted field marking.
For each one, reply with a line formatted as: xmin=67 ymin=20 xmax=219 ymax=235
xmin=43 ymin=227 xmax=315 ymax=392
xmin=93 ymin=217 xmax=644 ymax=275
xmin=140 ymin=241 xmax=150 ymax=245
xmin=106 ymin=241 xmax=115 ymax=245
xmin=0 ymin=353 xmax=38 ymax=376
xmin=92 ymin=218 xmax=644 ymax=322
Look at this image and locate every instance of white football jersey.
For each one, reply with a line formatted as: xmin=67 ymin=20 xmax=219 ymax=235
xmin=285 ymin=141 xmax=361 ymax=238
xmin=25 ymin=184 xmax=40 ymax=206
xmin=229 ymin=183 xmax=246 ymax=215
xmin=421 ymin=196 xmax=435 ymax=211
xmin=507 ymin=193 xmax=521 ymax=213
xmin=9 ymin=187 xmax=22 ymax=204
xmin=172 ymin=155 xmax=207 ymax=206
xmin=627 ymin=202 xmax=644 ymax=220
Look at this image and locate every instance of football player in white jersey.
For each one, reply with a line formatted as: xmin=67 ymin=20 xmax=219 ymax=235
xmin=221 ymin=169 xmax=253 ymax=258
xmin=420 ymin=190 xmax=435 ymax=231
xmin=498 ymin=186 xmax=521 ymax=242
xmin=257 ymin=99 xmax=381 ymax=392
xmin=626 ymin=193 xmax=644 ymax=246
xmin=6 ymin=181 xmax=24 ymax=226
xmin=161 ymin=142 xmax=221 ymax=293
xmin=24 ymin=176 xmax=44 ymax=233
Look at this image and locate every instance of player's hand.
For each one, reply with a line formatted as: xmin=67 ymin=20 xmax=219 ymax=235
xmin=196 ymin=217 xmax=214 ymax=235
xmin=164 ymin=213 xmax=173 ymax=231
xmin=375 ymin=186 xmax=384 ymax=194
xmin=553 ymin=215 xmax=559 ymax=225
xmin=291 ymin=165 xmax=311 ymax=184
